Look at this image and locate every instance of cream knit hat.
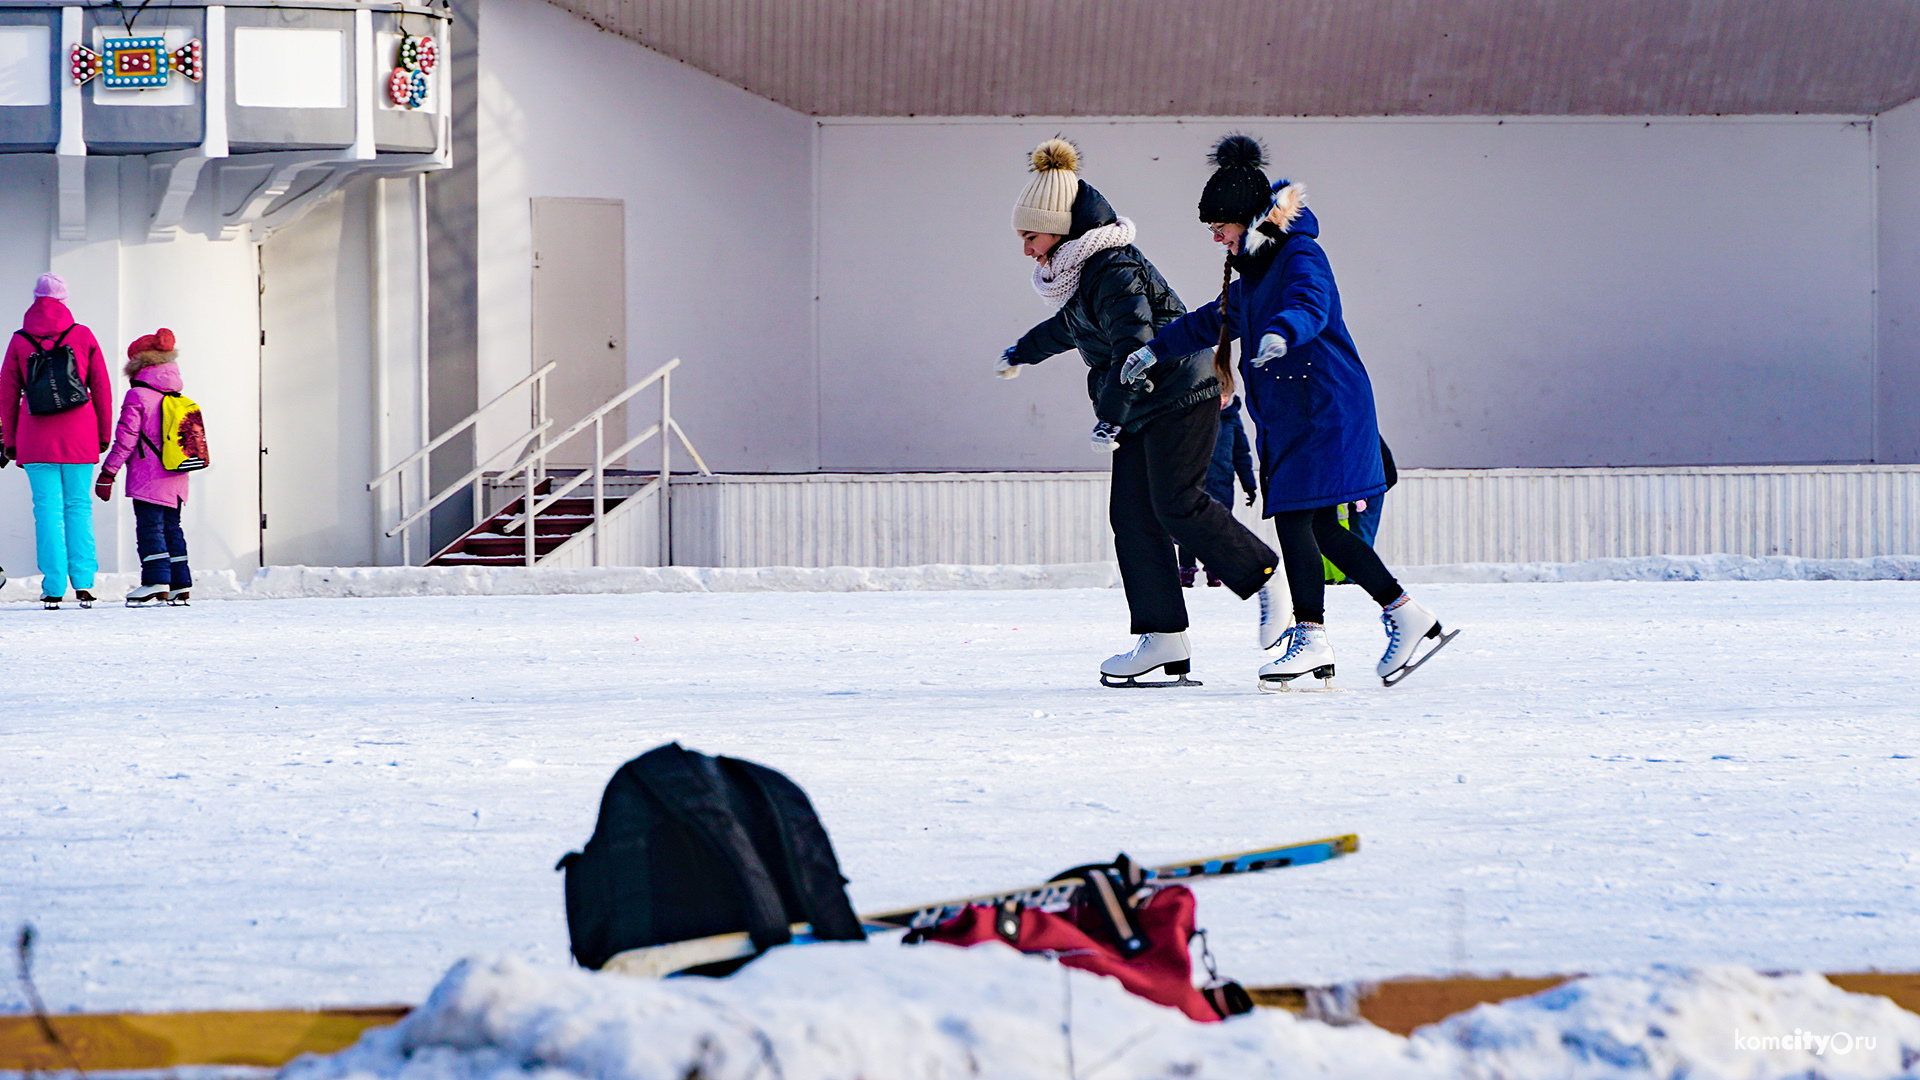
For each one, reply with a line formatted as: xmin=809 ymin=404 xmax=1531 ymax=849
xmin=1011 ymin=137 xmax=1079 ymax=235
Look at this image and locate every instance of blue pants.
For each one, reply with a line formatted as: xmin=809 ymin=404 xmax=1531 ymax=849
xmin=133 ymin=499 xmax=192 ymax=588
xmin=24 ymin=462 xmax=98 ymax=597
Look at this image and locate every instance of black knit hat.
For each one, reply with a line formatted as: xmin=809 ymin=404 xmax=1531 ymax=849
xmin=1197 ymin=133 xmax=1271 ymax=226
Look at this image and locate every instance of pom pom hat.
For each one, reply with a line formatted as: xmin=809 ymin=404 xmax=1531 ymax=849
xmin=1011 ymin=137 xmax=1080 ymax=235
xmin=127 ymin=327 xmax=177 ymax=360
xmin=1198 ymin=133 xmax=1272 ymax=226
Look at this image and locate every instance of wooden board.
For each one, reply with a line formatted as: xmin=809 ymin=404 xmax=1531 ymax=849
xmin=0 ymin=1007 xmax=409 ymax=1070
xmin=1258 ymin=971 xmax=1920 ymax=1036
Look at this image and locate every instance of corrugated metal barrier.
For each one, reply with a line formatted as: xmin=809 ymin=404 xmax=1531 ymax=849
xmin=666 ymin=467 xmax=1920 ymax=569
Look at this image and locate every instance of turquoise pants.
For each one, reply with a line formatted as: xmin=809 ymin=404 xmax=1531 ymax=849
xmin=24 ymin=462 xmax=98 ymax=597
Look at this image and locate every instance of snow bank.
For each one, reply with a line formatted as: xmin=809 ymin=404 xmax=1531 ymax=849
xmin=1419 ymin=965 xmax=1920 ymax=1079
xmin=1400 ymin=553 xmax=1920 ymax=584
xmin=0 ymin=569 xmax=247 ymax=603
xmin=5 ymin=553 xmax=1916 ymax=603
xmin=284 ymin=950 xmax=1920 ymax=1080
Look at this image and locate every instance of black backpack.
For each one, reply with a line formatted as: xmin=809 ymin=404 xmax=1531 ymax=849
xmin=14 ymin=327 xmax=89 ymax=416
xmin=556 ymin=743 xmax=865 ymax=971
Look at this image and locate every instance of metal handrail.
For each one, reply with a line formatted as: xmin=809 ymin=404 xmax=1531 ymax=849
xmin=384 ymin=419 xmax=552 ymax=537
xmin=367 ymin=360 xmax=554 ymax=563
xmin=491 ymin=357 xmax=711 ymax=567
xmin=370 ymin=361 xmax=554 ymax=487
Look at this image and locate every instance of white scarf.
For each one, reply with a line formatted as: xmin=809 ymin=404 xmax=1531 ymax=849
xmin=1031 ymin=217 xmax=1137 ymax=309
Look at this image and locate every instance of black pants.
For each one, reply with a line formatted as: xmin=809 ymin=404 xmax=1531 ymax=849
xmin=1271 ymin=505 xmax=1399 ymax=625
xmin=134 ymin=499 xmax=192 ymax=588
xmin=1111 ymin=401 xmax=1277 ymax=634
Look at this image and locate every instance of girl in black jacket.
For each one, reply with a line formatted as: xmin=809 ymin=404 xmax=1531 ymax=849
xmin=998 ymin=138 xmax=1277 ymax=687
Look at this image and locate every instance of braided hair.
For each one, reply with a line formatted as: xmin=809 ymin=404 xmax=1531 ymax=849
xmin=1213 ymin=255 xmax=1236 ymax=398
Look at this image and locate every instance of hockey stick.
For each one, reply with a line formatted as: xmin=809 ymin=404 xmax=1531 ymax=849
xmin=602 ymin=833 xmax=1360 ymax=978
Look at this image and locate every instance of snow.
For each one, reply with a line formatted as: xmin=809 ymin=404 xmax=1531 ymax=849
xmin=4 ymin=575 xmax=1919 ymax=1077
xmin=282 ymin=951 xmax=1920 ymax=1080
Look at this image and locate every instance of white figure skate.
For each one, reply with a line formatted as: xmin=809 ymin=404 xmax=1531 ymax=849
xmin=1258 ymin=623 xmax=1337 ymax=692
xmin=1100 ymin=632 xmax=1201 ymax=688
xmin=125 ymin=583 xmax=168 ymax=606
xmin=1256 ymin=578 xmax=1288 ymax=650
xmin=1376 ymin=594 xmax=1459 ymax=686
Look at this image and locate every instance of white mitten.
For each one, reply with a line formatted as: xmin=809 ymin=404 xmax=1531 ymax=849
xmin=1253 ymin=333 xmax=1287 ymax=368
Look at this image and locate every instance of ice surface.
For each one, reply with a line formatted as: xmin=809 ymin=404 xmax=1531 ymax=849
xmin=3 ymin=578 xmax=1918 ymax=1042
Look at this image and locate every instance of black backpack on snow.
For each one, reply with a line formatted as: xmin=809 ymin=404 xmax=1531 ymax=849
xmin=14 ymin=327 xmax=89 ymax=416
xmin=556 ymin=743 xmax=865 ymax=972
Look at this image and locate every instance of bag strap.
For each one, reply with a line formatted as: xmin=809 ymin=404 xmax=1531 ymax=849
xmin=719 ymin=758 xmax=866 ymax=942
xmin=1052 ymin=853 xmax=1151 ymax=957
xmin=631 ymin=745 xmax=792 ymax=953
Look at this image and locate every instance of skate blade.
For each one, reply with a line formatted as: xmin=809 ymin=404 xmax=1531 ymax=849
xmin=1101 ymin=672 xmax=1204 ymax=689
xmin=1259 ymin=663 xmax=1338 ymax=693
xmin=1380 ymin=628 xmax=1462 ymax=687
xmin=1258 ymin=674 xmax=1339 ymax=693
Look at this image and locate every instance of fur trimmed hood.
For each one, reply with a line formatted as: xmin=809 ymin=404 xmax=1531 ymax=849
xmin=124 ymin=350 xmax=180 ymax=380
xmin=124 ymin=354 xmax=182 ymax=389
xmin=1241 ymin=181 xmax=1316 ymax=259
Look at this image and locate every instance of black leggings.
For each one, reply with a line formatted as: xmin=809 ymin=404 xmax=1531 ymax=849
xmin=1271 ymin=505 xmax=1402 ymax=625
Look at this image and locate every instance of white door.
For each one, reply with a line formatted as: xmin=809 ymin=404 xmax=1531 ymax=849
xmin=531 ymin=198 xmax=626 ymax=468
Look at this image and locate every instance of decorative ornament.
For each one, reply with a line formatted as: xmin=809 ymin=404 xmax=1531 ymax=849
xmin=170 ymin=39 xmax=203 ymax=82
xmin=69 ymin=44 xmax=102 ymax=85
xmin=102 ymin=37 xmax=169 ymax=88
xmin=388 ymin=29 xmax=434 ymax=109
xmin=71 ymin=37 xmax=203 ymax=88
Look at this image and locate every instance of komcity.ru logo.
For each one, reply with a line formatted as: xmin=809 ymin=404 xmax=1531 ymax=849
xmin=1732 ymin=1028 xmax=1877 ymax=1055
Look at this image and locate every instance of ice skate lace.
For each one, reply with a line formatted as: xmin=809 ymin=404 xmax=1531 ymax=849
xmin=1277 ymin=625 xmax=1308 ymax=662
xmin=1380 ymin=606 xmax=1403 ymax=663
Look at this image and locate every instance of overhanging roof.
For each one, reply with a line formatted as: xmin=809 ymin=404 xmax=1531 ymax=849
xmin=544 ymin=0 xmax=1920 ymax=117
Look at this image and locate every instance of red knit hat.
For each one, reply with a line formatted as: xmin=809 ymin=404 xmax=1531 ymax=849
xmin=127 ymin=328 xmax=176 ymax=359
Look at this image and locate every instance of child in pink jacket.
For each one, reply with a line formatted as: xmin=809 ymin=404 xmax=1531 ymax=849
xmin=97 ymin=328 xmax=193 ymax=605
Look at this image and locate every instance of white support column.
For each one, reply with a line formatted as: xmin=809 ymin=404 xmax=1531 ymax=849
xmin=371 ymin=178 xmax=392 ymax=563
xmin=352 ymin=8 xmax=375 ymax=160
xmin=56 ymin=6 xmax=86 ymax=240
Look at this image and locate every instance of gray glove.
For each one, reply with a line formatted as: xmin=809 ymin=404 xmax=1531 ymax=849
xmin=1090 ymin=421 xmax=1122 ymax=452
xmin=995 ymin=347 xmax=1021 ymax=380
xmin=1253 ymin=332 xmax=1287 ymax=368
xmin=1120 ymin=345 xmax=1157 ymax=386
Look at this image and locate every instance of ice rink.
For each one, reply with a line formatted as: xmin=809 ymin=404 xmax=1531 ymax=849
xmin=2 ymin=578 xmax=1917 ymax=1013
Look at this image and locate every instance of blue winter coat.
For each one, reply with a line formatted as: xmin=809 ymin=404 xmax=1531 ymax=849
xmin=1145 ymin=197 xmax=1385 ymax=515
xmin=1206 ymin=396 xmax=1257 ymax=507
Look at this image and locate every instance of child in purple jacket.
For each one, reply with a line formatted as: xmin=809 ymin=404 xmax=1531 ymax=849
xmin=96 ymin=328 xmax=193 ymax=605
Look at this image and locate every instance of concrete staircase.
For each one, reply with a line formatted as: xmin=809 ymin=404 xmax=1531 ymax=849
xmin=429 ymin=481 xmax=627 ymax=567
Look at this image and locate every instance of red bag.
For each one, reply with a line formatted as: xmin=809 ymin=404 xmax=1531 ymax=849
xmin=911 ymin=884 xmax=1223 ymax=1022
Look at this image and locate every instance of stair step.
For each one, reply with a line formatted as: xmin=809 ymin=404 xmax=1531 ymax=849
xmin=462 ymin=535 xmax=573 ymax=556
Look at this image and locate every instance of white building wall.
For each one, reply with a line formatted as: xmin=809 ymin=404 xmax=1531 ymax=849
xmin=1876 ymin=97 xmax=1920 ymax=465
xmin=474 ymin=0 xmax=816 ymax=473
xmin=258 ymin=177 xmax=428 ymax=568
xmin=814 ymin=117 xmax=1878 ymax=472
xmin=0 ymin=157 xmax=54 ymax=585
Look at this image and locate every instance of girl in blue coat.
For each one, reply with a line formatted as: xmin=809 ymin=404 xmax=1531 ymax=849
xmin=1125 ymin=135 xmax=1455 ymax=688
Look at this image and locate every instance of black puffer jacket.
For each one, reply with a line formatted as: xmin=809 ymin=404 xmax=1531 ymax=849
xmin=1007 ymin=183 xmax=1218 ymax=433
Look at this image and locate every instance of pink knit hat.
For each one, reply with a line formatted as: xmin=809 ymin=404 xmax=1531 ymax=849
xmin=33 ymin=273 xmax=67 ymax=301
xmin=127 ymin=328 xmax=176 ymax=359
